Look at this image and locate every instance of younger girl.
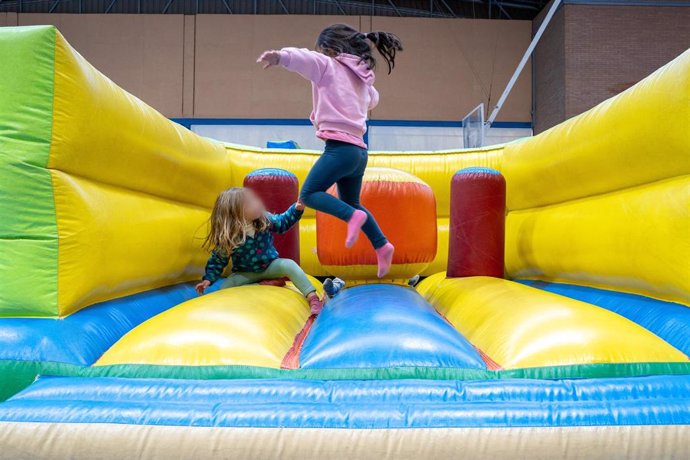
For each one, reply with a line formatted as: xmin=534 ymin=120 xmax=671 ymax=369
xmin=257 ymin=24 xmax=403 ymax=278
xmin=195 ymin=188 xmax=324 ymax=314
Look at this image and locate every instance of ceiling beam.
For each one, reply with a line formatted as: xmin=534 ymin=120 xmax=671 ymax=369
xmin=386 ymin=0 xmax=402 ymax=16
xmin=331 ymin=0 xmax=347 ymax=14
xmin=499 ymin=1 xmax=539 ymax=9
xmin=105 ymin=0 xmax=118 ymax=14
xmin=277 ymin=0 xmax=290 ymax=14
xmin=438 ymin=0 xmax=458 ymax=17
xmin=330 ymin=0 xmax=454 ymax=18
xmin=495 ymin=1 xmax=513 ymax=18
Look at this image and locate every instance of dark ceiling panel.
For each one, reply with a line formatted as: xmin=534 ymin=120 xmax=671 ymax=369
xmin=0 ymin=0 xmax=551 ymax=19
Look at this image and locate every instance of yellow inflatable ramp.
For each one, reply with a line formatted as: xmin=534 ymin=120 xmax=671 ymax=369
xmin=96 ymin=282 xmax=320 ymax=368
xmin=419 ymin=274 xmax=688 ymax=369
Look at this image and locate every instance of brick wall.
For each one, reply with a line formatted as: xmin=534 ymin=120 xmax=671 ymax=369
xmin=565 ymin=5 xmax=690 ymax=119
xmin=533 ymin=5 xmax=565 ymax=134
xmin=534 ymin=3 xmax=690 ymax=133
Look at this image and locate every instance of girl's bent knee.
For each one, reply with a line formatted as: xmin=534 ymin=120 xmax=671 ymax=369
xmin=273 ymin=258 xmax=299 ymax=273
xmin=282 ymin=258 xmax=300 ymax=271
xmin=299 ymin=191 xmax=314 ymax=207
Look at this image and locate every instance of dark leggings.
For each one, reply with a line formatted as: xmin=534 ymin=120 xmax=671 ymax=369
xmin=300 ymin=139 xmax=388 ymax=249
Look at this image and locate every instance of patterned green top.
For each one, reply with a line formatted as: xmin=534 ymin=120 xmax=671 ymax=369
xmin=202 ymin=204 xmax=303 ymax=283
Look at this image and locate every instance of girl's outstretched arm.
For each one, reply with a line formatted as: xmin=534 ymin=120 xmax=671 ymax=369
xmin=257 ymin=48 xmax=330 ymax=84
xmin=202 ymin=250 xmax=230 ymax=284
xmin=268 ymin=203 xmax=304 ymax=234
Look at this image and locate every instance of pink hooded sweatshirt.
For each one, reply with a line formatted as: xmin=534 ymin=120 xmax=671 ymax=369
xmin=279 ymin=47 xmax=379 ymax=149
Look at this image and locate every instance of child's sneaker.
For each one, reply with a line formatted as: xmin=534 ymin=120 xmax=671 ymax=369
xmin=323 ymin=277 xmax=345 ymax=298
xmin=307 ymin=293 xmax=325 ymax=315
xmin=259 ymin=278 xmax=287 ymax=287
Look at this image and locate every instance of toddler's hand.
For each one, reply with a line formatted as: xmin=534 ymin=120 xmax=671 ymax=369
xmin=257 ymin=50 xmax=281 ymax=69
xmin=195 ymin=280 xmax=211 ymax=295
xmin=295 ymin=200 xmax=305 ymax=211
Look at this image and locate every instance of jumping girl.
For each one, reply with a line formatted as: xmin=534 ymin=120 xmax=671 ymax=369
xmin=195 ymin=188 xmax=325 ymax=314
xmin=257 ymin=24 xmax=403 ymax=278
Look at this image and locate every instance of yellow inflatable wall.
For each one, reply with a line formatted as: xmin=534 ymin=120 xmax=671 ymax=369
xmin=500 ymin=52 xmax=690 ymax=303
xmin=2 ymin=27 xmax=687 ymax=317
xmin=44 ymin=29 xmax=230 ymax=316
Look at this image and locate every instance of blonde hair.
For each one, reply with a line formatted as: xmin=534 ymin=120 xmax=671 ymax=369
xmin=203 ymin=188 xmax=270 ymax=256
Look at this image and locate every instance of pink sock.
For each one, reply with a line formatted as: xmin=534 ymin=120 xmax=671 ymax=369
xmin=346 ymin=210 xmax=368 ymax=248
xmin=308 ymin=293 xmax=325 ymax=315
xmin=375 ymin=242 xmax=395 ymax=278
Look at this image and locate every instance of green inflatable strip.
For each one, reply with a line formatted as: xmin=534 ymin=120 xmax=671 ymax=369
xmin=79 ymin=361 xmax=690 ymax=381
xmin=0 ymin=26 xmax=58 ymax=317
xmin=0 ymin=361 xmax=49 ymax=402
xmin=2 ymin=359 xmax=689 ymax=401
xmin=499 ymin=362 xmax=690 ymax=380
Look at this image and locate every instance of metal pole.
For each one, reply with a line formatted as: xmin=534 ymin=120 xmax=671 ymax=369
xmin=486 ymin=0 xmax=562 ymax=126
xmin=105 ymin=0 xmax=118 ymax=14
xmin=162 ymin=0 xmax=175 ymax=14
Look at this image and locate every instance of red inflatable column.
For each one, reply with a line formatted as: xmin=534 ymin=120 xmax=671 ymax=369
xmin=447 ymin=167 xmax=506 ymax=278
xmin=244 ymin=168 xmax=300 ymax=264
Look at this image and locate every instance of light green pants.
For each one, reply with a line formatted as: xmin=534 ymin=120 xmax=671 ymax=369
xmin=220 ymin=258 xmax=316 ymax=297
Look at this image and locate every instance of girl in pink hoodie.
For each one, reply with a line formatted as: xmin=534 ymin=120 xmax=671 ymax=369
xmin=257 ymin=24 xmax=402 ymax=278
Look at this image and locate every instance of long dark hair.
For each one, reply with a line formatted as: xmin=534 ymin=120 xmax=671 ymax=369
xmin=316 ymin=24 xmax=403 ymax=74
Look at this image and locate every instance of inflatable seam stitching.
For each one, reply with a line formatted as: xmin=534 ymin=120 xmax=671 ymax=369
xmin=507 ymin=174 xmax=690 ymax=214
xmin=47 ymin=26 xmax=60 ymax=317
xmin=51 ymin=169 xmax=213 ymax=212
xmin=225 ymin=143 xmax=506 ymax=157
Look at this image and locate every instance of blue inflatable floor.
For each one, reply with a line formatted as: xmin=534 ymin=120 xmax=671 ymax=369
xmin=1 ymin=375 xmax=689 ymax=428
xmin=0 ymin=283 xmax=204 ymax=366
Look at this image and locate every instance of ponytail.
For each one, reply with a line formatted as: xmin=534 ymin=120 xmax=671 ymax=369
xmin=316 ymin=24 xmax=403 ymax=74
xmin=365 ymin=32 xmax=403 ymax=74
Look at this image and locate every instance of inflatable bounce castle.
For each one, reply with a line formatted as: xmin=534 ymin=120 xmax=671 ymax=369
xmin=0 ymin=26 xmax=688 ymax=459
